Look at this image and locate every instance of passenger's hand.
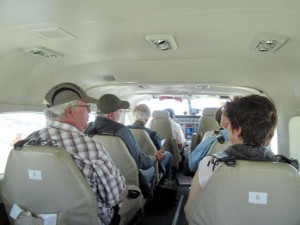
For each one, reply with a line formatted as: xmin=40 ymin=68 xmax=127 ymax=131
xmin=120 ymin=186 xmax=128 ymax=202
xmin=155 ymin=150 xmax=166 ymax=161
xmin=158 ymin=146 xmax=166 ymax=152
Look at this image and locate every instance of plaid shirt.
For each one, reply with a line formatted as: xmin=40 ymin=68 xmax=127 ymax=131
xmin=30 ymin=120 xmax=126 ymax=225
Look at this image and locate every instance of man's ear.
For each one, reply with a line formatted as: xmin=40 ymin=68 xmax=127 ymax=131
xmin=236 ymin=126 xmax=242 ymax=137
xmin=65 ymin=106 xmax=74 ymax=118
xmin=107 ymin=112 xmax=114 ymax=120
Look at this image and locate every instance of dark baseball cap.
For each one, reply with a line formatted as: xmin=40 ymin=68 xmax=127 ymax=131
xmin=97 ymin=94 xmax=129 ymax=114
xmin=44 ymin=82 xmax=98 ymax=107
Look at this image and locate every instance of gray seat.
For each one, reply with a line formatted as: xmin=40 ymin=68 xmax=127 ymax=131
xmin=2 ymin=146 xmax=99 ymax=225
xmin=92 ymin=135 xmax=140 ymax=187
xmin=149 ymin=110 xmax=181 ymax=169
xmin=191 ymin=107 xmax=219 ymax=150
xmin=92 ymin=135 xmax=145 ymax=225
xmin=188 ymin=160 xmax=300 ymax=225
xmin=129 ymin=128 xmax=160 ymax=183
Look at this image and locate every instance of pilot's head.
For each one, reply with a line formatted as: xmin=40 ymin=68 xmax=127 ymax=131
xmin=44 ymin=82 xmax=97 ymax=132
xmin=97 ymin=94 xmax=129 ymax=122
xmin=165 ymin=108 xmax=175 ymax=119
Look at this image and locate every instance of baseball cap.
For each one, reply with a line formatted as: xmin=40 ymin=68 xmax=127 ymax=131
xmin=44 ymin=82 xmax=98 ymax=107
xmin=97 ymin=94 xmax=129 ymax=114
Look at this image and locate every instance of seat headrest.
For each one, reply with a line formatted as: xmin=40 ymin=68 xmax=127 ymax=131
xmin=152 ymin=110 xmax=170 ymax=119
xmin=202 ymin=107 xmax=218 ymax=116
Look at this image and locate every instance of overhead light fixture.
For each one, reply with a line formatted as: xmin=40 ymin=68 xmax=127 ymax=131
xmin=145 ymin=35 xmax=178 ymax=51
xmin=256 ymin=40 xmax=279 ymax=52
xmin=23 ymin=46 xmax=64 ymax=59
xmin=252 ymin=33 xmax=289 ymax=53
xmin=197 ymin=85 xmax=210 ymax=89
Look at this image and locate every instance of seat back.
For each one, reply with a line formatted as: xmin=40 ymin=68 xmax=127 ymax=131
xmin=197 ymin=107 xmax=219 ymax=138
xmin=190 ymin=108 xmax=219 ymax=151
xmin=149 ymin=110 xmax=174 ymax=140
xmin=129 ymin=128 xmax=157 ymax=156
xmin=92 ymin=135 xmax=145 ymax=225
xmin=189 ymin=160 xmax=300 ymax=225
xmin=92 ymin=135 xmax=140 ymax=187
xmin=206 ymin=140 xmax=231 ymax=155
xmin=129 ymin=128 xmax=160 ymax=183
xmin=150 ymin=110 xmax=180 ymax=169
xmin=2 ymin=146 xmax=98 ymax=225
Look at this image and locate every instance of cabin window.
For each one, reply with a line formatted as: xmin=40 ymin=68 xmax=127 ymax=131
xmin=289 ymin=117 xmax=300 ymax=160
xmin=139 ymin=97 xmax=226 ymax=116
xmin=270 ymin=129 xmax=278 ymax=154
xmin=0 ymin=112 xmax=96 ymax=174
xmin=0 ymin=113 xmax=46 ymax=174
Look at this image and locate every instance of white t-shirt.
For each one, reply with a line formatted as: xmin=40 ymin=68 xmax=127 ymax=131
xmin=171 ymin=120 xmax=186 ymax=144
xmin=198 ymin=155 xmax=221 ymax=187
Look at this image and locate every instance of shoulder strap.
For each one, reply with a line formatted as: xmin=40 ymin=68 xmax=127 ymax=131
xmin=275 ymin=154 xmax=299 ymax=171
xmin=207 ymin=151 xmax=236 ymax=171
xmin=208 ymin=151 xmax=299 ymax=172
xmin=14 ymin=130 xmax=58 ymax=150
xmin=216 ymin=134 xmax=225 ymax=143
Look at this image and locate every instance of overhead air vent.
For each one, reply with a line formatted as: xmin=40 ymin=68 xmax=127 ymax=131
xmin=23 ymin=47 xmax=64 ymax=59
xmin=197 ymin=85 xmax=210 ymax=89
xmin=138 ymin=85 xmax=151 ymax=89
xmin=252 ymin=33 xmax=289 ymax=53
xmin=101 ymin=75 xmax=116 ymax=81
xmin=145 ymin=35 xmax=178 ymax=51
xmin=29 ymin=27 xmax=76 ymax=40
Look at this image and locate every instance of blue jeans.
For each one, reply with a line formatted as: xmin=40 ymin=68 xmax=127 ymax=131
xmin=161 ymin=151 xmax=173 ymax=179
xmin=140 ymin=166 xmax=155 ymax=183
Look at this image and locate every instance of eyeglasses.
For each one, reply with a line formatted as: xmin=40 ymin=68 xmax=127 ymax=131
xmin=75 ymin=104 xmax=91 ymax=110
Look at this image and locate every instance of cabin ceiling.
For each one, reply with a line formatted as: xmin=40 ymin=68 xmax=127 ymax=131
xmin=0 ymin=0 xmax=300 ymax=111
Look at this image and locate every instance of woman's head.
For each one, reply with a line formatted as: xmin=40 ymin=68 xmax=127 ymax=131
xmin=223 ymin=95 xmax=278 ymax=146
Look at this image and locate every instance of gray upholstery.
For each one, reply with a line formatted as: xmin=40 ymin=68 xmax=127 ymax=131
xmin=150 ymin=110 xmax=174 ymax=140
xmin=2 ymin=146 xmax=98 ymax=225
xmin=152 ymin=110 xmax=169 ymax=119
xmin=129 ymin=128 xmax=160 ymax=183
xmin=197 ymin=107 xmax=219 ymax=138
xmin=189 ymin=160 xmax=300 ymax=225
xmin=92 ymin=135 xmax=140 ymax=187
xmin=92 ymin=135 xmax=145 ymax=225
xmin=0 ymin=174 xmax=3 ymax=203
xmin=206 ymin=140 xmax=231 ymax=155
xmin=129 ymin=128 xmax=157 ymax=156
xmin=191 ymin=107 xmax=219 ymax=151
xmin=150 ymin=110 xmax=180 ymax=168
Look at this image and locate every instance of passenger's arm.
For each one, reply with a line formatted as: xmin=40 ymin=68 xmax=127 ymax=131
xmin=188 ymin=137 xmax=216 ymax=172
xmin=184 ymin=169 xmax=201 ymax=221
xmin=92 ymin=154 xmax=127 ymax=207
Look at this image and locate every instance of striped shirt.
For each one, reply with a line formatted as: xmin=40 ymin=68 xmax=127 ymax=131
xmin=30 ymin=120 xmax=126 ymax=225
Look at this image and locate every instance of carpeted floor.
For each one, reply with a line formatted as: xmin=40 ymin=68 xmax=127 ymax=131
xmin=139 ymin=174 xmax=191 ymax=225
